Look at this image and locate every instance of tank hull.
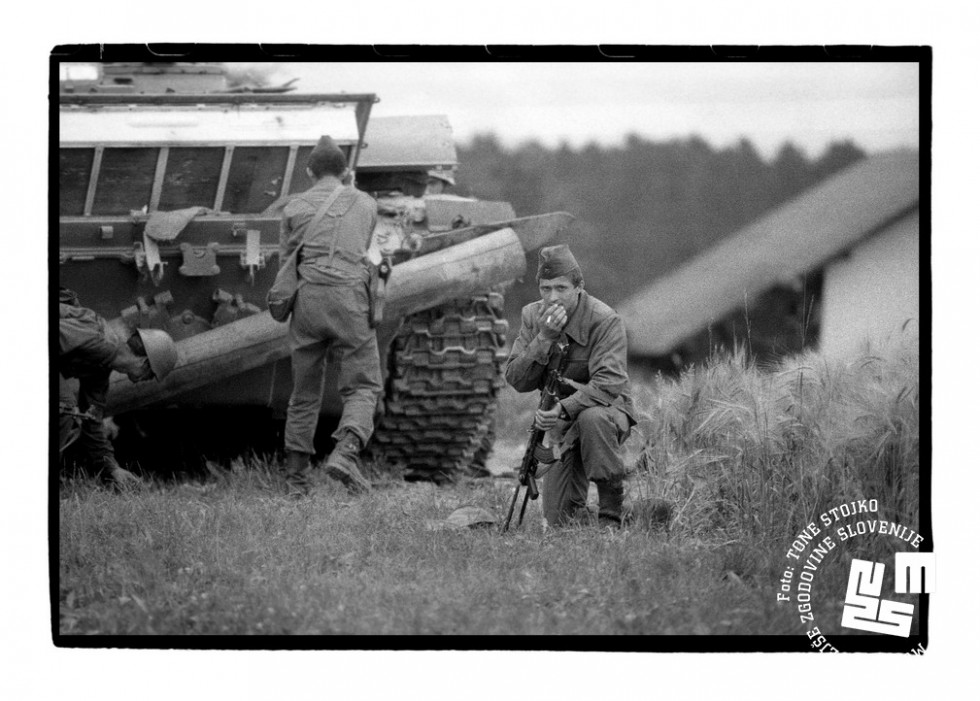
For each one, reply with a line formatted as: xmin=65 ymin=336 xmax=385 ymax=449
xmin=58 ymin=63 xmax=574 ymax=480
xmin=106 ymin=227 xmax=527 ymax=414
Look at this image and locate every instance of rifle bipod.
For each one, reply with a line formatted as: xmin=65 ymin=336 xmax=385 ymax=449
xmin=500 ymin=466 xmax=539 ymax=533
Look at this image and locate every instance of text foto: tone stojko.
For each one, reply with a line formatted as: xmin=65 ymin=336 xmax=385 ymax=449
xmin=784 ymin=499 xmax=925 ymax=561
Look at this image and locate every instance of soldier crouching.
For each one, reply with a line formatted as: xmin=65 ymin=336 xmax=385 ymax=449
xmin=504 ymin=246 xmax=637 ymax=527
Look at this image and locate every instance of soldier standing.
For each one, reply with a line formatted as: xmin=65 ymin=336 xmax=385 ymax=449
xmin=280 ymin=136 xmax=381 ymax=496
xmin=59 ymin=288 xmax=178 ymax=489
xmin=504 ymin=246 xmax=637 ymax=527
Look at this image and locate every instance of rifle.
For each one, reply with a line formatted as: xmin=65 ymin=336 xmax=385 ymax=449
xmin=501 ymin=338 xmax=570 ymax=532
xmin=58 ymin=404 xmax=101 ymax=424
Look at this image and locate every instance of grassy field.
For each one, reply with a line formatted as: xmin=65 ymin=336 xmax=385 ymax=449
xmin=58 ymin=347 xmax=920 ymax=638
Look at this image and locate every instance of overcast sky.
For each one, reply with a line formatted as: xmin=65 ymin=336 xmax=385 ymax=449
xmin=231 ymin=61 xmax=920 ymax=158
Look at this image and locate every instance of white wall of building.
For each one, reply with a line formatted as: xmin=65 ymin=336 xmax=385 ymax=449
xmin=819 ymin=211 xmax=920 ymax=359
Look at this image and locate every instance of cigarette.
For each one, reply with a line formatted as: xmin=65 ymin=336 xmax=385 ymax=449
xmin=547 ymin=316 xmax=552 ymax=324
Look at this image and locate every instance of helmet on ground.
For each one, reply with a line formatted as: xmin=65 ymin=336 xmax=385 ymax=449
xmin=445 ymin=505 xmax=497 ymax=529
xmin=135 ymin=328 xmax=178 ymax=380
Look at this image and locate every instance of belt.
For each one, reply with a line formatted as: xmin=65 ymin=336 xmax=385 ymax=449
xmin=303 ymin=251 xmax=368 ymax=275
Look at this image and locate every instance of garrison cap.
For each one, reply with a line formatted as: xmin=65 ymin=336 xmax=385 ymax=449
xmin=537 ymin=244 xmax=580 ymax=281
xmin=307 ymin=135 xmax=347 ymax=177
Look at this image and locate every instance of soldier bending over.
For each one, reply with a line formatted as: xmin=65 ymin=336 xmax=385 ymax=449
xmin=59 ymin=288 xmax=178 ymax=489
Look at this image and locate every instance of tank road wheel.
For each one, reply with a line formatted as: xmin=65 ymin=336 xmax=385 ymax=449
xmin=374 ymin=292 xmax=508 ymax=483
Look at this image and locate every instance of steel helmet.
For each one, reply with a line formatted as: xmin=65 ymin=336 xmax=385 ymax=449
xmin=135 ymin=328 xmax=178 ymax=380
xmin=426 ymin=168 xmax=456 ymax=187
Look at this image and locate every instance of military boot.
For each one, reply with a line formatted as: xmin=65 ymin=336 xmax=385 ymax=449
xmin=284 ymin=450 xmax=313 ymax=498
xmin=324 ymin=431 xmax=372 ymax=495
xmin=595 ymin=478 xmax=625 ymax=528
xmin=103 ymin=465 xmax=143 ymax=491
xmin=98 ymin=457 xmax=142 ymax=492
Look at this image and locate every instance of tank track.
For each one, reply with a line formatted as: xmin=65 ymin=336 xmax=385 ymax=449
xmin=374 ymin=292 xmax=508 ymax=483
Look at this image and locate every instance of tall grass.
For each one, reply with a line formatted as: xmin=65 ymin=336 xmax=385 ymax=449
xmin=632 ymin=346 xmax=920 ymax=545
xmin=59 ymin=347 xmax=919 ymax=636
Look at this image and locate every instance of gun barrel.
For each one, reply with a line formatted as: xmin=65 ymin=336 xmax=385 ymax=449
xmin=106 ymin=227 xmax=526 ymax=414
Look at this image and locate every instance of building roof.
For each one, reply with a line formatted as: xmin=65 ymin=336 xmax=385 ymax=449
xmin=618 ymin=150 xmax=920 ymax=356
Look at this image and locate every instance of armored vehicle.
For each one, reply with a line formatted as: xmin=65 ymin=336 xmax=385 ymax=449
xmin=58 ymin=63 xmax=571 ymax=481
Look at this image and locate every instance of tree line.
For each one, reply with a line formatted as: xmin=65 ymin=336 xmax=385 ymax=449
xmin=456 ymin=134 xmax=867 ymax=364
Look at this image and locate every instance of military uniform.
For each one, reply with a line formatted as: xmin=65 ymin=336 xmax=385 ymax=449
xmin=505 ymin=269 xmax=636 ymax=526
xmin=58 ymin=299 xmax=123 ymax=474
xmin=280 ymin=177 xmax=383 ymax=457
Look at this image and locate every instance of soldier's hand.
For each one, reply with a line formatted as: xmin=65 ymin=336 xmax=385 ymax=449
xmin=63 ymin=407 xmax=102 ymax=424
xmin=534 ymin=404 xmax=563 ymax=431
xmin=538 ymin=303 xmax=567 ymax=341
xmin=105 ymin=464 xmax=143 ymax=491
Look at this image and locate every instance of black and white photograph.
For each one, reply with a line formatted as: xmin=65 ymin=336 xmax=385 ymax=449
xmin=6 ymin=10 xmax=979 ymax=697
xmin=52 ymin=49 xmax=927 ymax=646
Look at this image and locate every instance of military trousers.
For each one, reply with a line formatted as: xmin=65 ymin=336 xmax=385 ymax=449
xmin=284 ymin=280 xmax=383 ymax=455
xmin=59 ymin=374 xmax=116 ymax=470
xmin=541 ymin=405 xmax=632 ymax=527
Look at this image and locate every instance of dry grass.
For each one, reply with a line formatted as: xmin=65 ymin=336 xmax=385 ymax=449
xmin=58 ymin=347 xmax=919 ymax=637
xmin=631 ymin=346 xmax=919 ymax=542
xmin=58 ymin=470 xmax=789 ymax=636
